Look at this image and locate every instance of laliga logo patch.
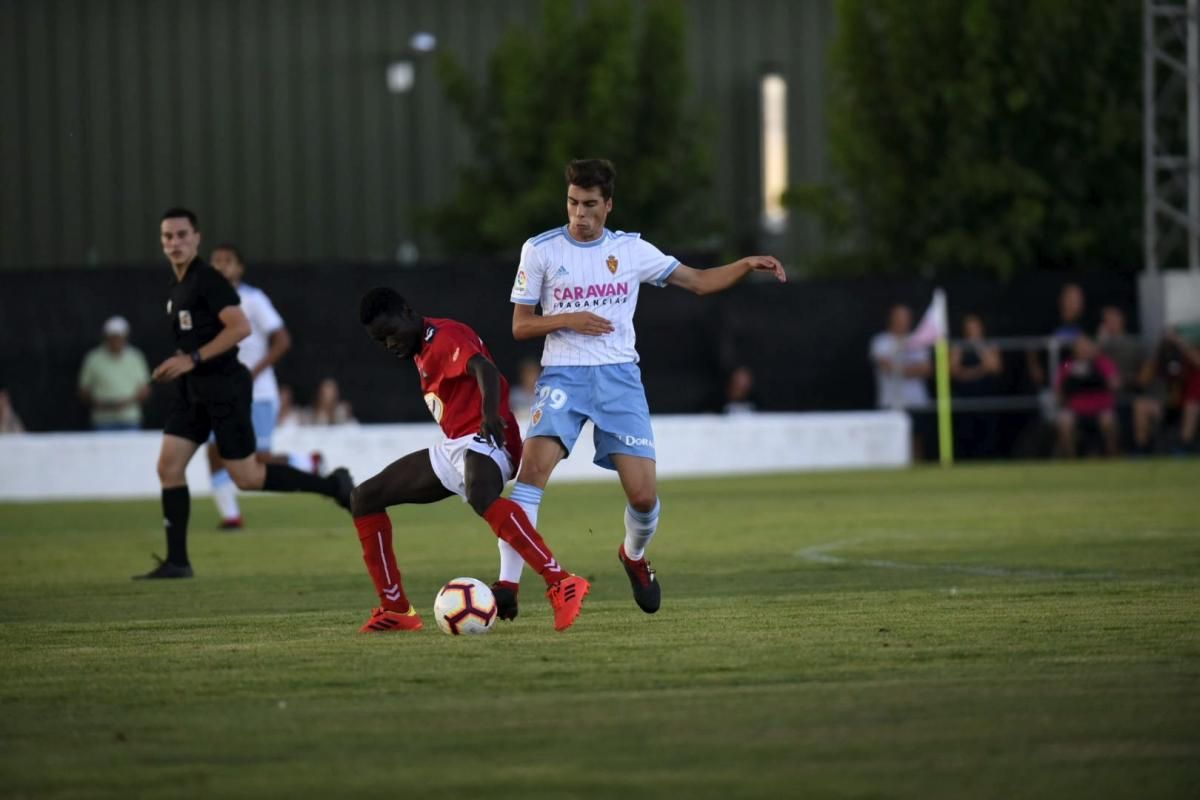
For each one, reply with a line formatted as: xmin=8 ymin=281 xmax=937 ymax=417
xmin=606 ymin=255 xmax=618 ymax=274
xmin=178 ymin=310 xmax=193 ymax=331
xmin=513 ymin=270 xmax=528 ymax=294
xmin=531 ymin=408 xmax=543 ymax=426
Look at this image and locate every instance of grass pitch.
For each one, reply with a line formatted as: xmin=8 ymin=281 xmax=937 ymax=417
xmin=1 ymin=461 xmax=1198 ymax=799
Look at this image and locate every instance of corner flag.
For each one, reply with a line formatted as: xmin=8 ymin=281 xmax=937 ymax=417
xmin=909 ymin=289 xmax=953 ymax=465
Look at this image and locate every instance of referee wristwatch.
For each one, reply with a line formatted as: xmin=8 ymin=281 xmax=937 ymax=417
xmin=190 ymin=350 xmax=203 ymax=366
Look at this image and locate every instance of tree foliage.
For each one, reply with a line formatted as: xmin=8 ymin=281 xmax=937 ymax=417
xmin=792 ymin=0 xmax=1142 ymax=278
xmin=428 ymin=0 xmax=711 ymax=256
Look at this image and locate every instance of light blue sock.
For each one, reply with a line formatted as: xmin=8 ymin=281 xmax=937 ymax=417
xmin=623 ymin=498 xmax=660 ymax=560
xmin=499 ymin=483 xmax=545 ymax=583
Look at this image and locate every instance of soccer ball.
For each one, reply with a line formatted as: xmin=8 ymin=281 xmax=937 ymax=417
xmin=433 ymin=577 xmax=498 ymax=636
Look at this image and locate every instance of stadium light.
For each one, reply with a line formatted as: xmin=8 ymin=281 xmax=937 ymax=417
xmin=386 ymin=61 xmax=415 ymax=94
xmin=760 ymin=72 xmax=789 ymax=235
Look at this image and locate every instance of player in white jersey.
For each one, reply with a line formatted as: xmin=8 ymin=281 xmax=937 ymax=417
xmin=498 ymin=158 xmax=785 ymax=619
xmin=207 ymin=244 xmax=313 ymax=528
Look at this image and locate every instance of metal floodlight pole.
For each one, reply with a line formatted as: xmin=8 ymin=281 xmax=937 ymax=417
xmin=1144 ymin=0 xmax=1200 ymax=273
xmin=1189 ymin=0 xmax=1199 ymax=272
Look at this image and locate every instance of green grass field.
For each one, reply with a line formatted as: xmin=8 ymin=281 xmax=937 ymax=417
xmin=1 ymin=461 xmax=1198 ymax=799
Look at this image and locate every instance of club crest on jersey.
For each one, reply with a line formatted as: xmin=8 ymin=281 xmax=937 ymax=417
xmin=178 ymin=310 xmax=193 ymax=331
xmin=424 ymin=326 xmax=436 ymax=343
xmin=606 ymin=255 xmax=619 ymax=274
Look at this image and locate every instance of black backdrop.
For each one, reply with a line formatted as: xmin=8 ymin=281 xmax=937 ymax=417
xmin=0 ymin=262 xmax=1139 ymax=433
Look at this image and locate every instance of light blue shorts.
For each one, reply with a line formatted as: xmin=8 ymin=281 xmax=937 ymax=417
xmin=209 ymin=398 xmax=277 ymax=452
xmin=527 ymin=363 xmax=655 ymax=470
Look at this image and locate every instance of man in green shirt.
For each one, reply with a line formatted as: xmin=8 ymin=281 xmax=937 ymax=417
xmin=78 ymin=316 xmax=151 ymax=431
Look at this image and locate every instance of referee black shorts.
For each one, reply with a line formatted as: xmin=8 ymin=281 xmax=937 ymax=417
xmin=163 ymin=363 xmax=257 ymax=460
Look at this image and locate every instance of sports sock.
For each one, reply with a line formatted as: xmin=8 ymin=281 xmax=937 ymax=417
xmin=353 ymin=512 xmax=409 ymax=612
xmin=482 ymin=498 xmax=567 ymax=587
xmin=162 ymin=486 xmax=190 ymax=566
xmin=263 ymin=463 xmax=336 ymax=497
xmin=211 ymin=468 xmax=240 ymax=521
xmin=623 ymin=498 xmax=661 ymax=561
xmin=499 ymin=482 xmax=543 ymax=583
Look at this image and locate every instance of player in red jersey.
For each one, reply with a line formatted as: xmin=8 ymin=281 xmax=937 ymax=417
xmin=349 ymin=288 xmax=589 ymax=633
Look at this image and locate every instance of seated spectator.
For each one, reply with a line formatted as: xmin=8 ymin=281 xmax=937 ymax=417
xmin=308 ymin=378 xmax=356 ymax=425
xmin=722 ymin=365 xmax=758 ymax=415
xmin=1055 ymin=334 xmax=1119 ymax=457
xmin=950 ymin=313 xmax=1002 ymax=458
xmin=1136 ymin=328 xmax=1200 ymax=454
xmin=0 ymin=383 xmax=25 ymax=434
xmin=276 ymin=384 xmax=303 ymax=431
xmin=77 ymin=316 xmax=151 ymax=431
xmin=870 ymin=304 xmax=933 ymax=460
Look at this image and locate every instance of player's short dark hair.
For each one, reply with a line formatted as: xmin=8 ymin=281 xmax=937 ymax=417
xmin=359 ymin=287 xmax=410 ymax=325
xmin=212 ymin=242 xmax=244 ymax=264
xmin=161 ymin=207 xmax=199 ymax=230
xmin=566 ymin=159 xmax=616 ymax=199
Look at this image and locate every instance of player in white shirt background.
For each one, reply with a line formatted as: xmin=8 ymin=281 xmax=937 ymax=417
xmin=208 ymin=244 xmax=314 ymax=529
xmin=499 ymin=158 xmax=786 ymax=619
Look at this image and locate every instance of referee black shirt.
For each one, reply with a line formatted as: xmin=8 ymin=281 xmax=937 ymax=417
xmin=166 ymin=258 xmax=241 ymax=374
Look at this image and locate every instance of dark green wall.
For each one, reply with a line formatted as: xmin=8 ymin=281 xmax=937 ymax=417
xmin=1 ymin=0 xmax=832 ymax=268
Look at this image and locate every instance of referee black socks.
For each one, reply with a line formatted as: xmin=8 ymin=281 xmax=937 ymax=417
xmin=162 ymin=486 xmax=190 ymax=567
xmin=263 ymin=463 xmax=338 ymax=497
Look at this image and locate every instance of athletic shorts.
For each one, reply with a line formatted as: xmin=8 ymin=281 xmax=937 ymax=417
xmin=430 ymin=433 xmax=516 ymax=502
xmin=208 ymin=398 xmax=277 ymax=452
xmin=164 ymin=364 xmax=257 ymax=460
xmin=526 ymin=362 xmax=656 ymax=470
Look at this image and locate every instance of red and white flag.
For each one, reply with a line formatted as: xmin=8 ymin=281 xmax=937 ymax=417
xmin=909 ymin=288 xmax=948 ymax=349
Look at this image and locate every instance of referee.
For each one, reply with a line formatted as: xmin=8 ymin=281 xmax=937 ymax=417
xmin=137 ymin=208 xmax=353 ymax=579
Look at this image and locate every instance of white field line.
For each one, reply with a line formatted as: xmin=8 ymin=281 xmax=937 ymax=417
xmin=795 ymin=539 xmax=1118 ymax=580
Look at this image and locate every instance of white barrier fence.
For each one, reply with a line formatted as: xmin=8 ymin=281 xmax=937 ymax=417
xmin=0 ymin=412 xmax=910 ymax=501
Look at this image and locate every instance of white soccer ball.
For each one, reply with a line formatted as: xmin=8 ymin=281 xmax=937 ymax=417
xmin=433 ymin=577 xmax=498 ymax=636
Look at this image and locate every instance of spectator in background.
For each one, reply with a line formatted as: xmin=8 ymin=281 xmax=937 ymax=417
xmin=1054 ymin=334 xmax=1119 ymax=457
xmin=1136 ymin=328 xmax=1200 ymax=454
xmin=277 ymin=384 xmax=302 ymax=431
xmin=507 ymin=358 xmax=542 ymax=426
xmin=1096 ymin=306 xmax=1145 ymax=449
xmin=950 ymin=313 xmax=1002 ymax=458
xmin=0 ymin=384 xmax=25 ymax=434
xmin=1028 ymin=282 xmax=1087 ymax=389
xmin=78 ymin=316 xmax=151 ymax=431
xmin=870 ymin=304 xmax=933 ymax=460
xmin=308 ymin=378 xmax=356 ymax=425
xmin=722 ymin=365 xmax=758 ymax=415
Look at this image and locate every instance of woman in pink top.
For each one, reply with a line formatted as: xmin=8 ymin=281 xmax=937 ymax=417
xmin=1055 ymin=335 xmax=1120 ymax=456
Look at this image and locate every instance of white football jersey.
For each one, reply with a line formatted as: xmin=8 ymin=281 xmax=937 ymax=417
xmin=510 ymin=226 xmax=679 ymax=366
xmin=235 ymin=283 xmax=286 ymax=403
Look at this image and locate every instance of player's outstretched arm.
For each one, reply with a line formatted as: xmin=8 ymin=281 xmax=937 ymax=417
xmin=512 ymin=303 xmax=614 ymax=340
xmin=666 ymin=256 xmax=786 ymax=296
xmin=466 ymin=354 xmax=507 ymax=449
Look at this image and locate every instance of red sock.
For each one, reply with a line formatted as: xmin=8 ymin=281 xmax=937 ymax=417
xmin=353 ymin=512 xmax=410 ymax=612
xmin=482 ymin=499 xmax=568 ymax=587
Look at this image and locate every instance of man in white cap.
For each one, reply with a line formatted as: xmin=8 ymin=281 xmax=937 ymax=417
xmin=78 ymin=315 xmax=151 ymax=430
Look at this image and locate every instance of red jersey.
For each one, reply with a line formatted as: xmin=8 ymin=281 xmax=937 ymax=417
xmin=412 ymin=317 xmax=523 ymax=464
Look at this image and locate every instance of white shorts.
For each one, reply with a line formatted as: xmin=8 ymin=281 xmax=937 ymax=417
xmin=429 ymin=434 xmax=515 ymax=502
